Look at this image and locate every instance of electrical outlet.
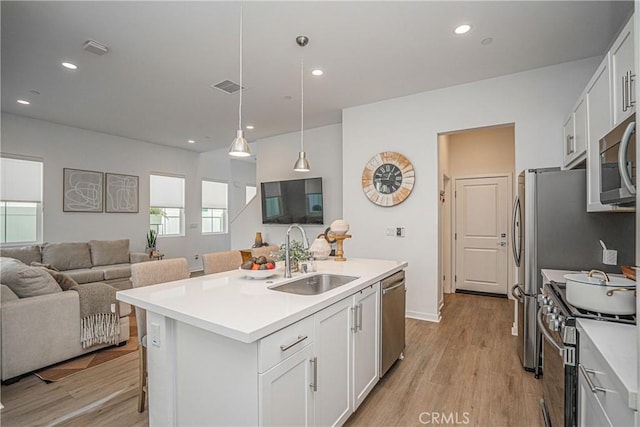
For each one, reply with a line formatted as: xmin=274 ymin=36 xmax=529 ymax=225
xmin=396 ymin=226 xmax=405 ymax=237
xmin=195 ymin=254 xmax=199 ymax=260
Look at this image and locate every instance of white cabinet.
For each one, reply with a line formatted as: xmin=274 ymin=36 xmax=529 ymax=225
xmin=314 ymin=297 xmax=353 ymax=426
xmin=611 ymin=17 xmax=635 ymax=125
xmin=578 ymin=368 xmax=612 ymax=427
xmin=352 ymin=285 xmax=380 ymax=410
xmin=259 ymin=344 xmax=315 ymax=427
xmin=313 ymin=282 xmax=380 ymax=426
xmin=563 ymin=97 xmax=588 ymax=169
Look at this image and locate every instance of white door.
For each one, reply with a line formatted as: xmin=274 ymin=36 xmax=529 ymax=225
xmin=314 ymin=297 xmax=353 ymax=427
xmin=259 ymin=344 xmax=315 ymax=427
xmin=352 ymin=284 xmax=380 ymax=410
xmin=454 ymin=176 xmax=510 ymax=295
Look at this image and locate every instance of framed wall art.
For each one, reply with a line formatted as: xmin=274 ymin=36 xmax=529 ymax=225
xmin=105 ymin=173 xmax=139 ymax=213
xmin=63 ymin=168 xmax=104 ymax=212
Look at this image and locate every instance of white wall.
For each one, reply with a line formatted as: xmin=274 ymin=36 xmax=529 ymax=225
xmin=1 ymin=113 xmax=253 ymax=271
xmin=231 ymin=124 xmax=342 ymax=250
xmin=342 ymin=57 xmax=600 ymax=321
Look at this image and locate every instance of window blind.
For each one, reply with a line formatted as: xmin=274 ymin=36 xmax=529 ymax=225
xmin=1 ymin=157 xmax=43 ymax=203
xmin=202 ymin=181 xmax=228 ymax=209
xmin=150 ymin=174 xmax=184 ymax=208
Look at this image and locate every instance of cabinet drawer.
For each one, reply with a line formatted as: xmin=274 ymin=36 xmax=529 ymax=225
xmin=259 ymin=315 xmax=314 ymax=373
xmin=579 ymin=333 xmax=635 ymax=426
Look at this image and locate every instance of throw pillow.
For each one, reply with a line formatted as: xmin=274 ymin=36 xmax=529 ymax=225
xmin=30 ymin=261 xmax=59 ymax=271
xmin=89 ymin=239 xmax=130 ymax=266
xmin=0 ymin=258 xmax=62 ymax=298
xmin=42 ymin=242 xmax=92 ymax=271
xmin=40 ymin=268 xmax=79 ymax=291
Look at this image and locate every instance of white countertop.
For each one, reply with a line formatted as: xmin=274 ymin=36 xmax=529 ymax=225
xmin=577 ymin=318 xmax=638 ymax=410
xmin=117 ymin=258 xmax=407 ymax=343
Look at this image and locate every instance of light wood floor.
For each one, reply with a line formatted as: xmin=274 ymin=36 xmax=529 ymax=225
xmin=1 ymin=293 xmax=542 ymax=426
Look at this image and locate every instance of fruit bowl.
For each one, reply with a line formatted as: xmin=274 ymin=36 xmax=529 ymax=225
xmin=240 ymin=266 xmax=280 ymax=279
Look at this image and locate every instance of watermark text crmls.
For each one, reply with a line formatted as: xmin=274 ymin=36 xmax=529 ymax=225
xmin=418 ymin=411 xmax=471 ymax=425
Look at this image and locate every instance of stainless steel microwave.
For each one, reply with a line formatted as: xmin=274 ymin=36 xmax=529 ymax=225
xmin=599 ymin=113 xmax=636 ymax=205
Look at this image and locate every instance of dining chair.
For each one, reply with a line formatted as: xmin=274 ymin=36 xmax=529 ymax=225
xmin=250 ymin=245 xmax=280 ymax=259
xmin=130 ymin=257 xmax=190 ymax=412
xmin=202 ymin=250 xmax=243 ymax=275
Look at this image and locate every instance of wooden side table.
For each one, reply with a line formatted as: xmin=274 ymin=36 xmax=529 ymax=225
xmin=149 ymin=253 xmax=165 ymax=261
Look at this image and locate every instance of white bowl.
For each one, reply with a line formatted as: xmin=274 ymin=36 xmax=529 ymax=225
xmin=240 ymin=266 xmax=280 ymax=279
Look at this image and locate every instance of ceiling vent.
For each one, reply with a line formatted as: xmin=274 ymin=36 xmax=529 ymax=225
xmin=211 ymin=80 xmax=243 ymax=94
xmin=83 ymin=40 xmax=109 ymax=56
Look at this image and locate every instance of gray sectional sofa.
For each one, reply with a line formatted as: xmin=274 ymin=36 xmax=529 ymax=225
xmin=0 ymin=239 xmax=149 ymax=382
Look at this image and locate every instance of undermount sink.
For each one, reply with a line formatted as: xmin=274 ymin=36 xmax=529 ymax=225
xmin=269 ymin=274 xmax=359 ymax=295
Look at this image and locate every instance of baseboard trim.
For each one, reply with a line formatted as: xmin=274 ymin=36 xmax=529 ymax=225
xmin=406 ymin=311 xmax=441 ymax=323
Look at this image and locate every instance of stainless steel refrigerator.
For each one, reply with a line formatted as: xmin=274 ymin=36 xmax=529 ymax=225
xmin=511 ymin=168 xmax=634 ymax=374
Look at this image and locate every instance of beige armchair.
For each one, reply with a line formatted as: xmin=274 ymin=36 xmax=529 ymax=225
xmin=130 ymin=258 xmax=190 ymax=412
xmin=202 ymin=251 xmax=243 ymax=275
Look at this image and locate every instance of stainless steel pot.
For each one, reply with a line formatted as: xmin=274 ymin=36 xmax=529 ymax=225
xmin=564 ymin=270 xmax=636 ymax=315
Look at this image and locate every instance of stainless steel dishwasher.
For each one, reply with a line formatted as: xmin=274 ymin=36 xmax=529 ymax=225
xmin=380 ymin=270 xmax=406 ymax=377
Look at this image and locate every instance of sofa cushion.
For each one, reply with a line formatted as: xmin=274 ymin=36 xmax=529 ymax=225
xmin=64 ymin=268 xmax=105 ymax=284
xmin=0 ymin=258 xmax=62 ymax=298
xmin=0 ymin=245 xmax=42 ymax=265
xmin=41 ymin=268 xmax=79 ymax=291
xmin=89 ymin=239 xmax=130 ymax=267
xmin=42 ymin=242 xmax=92 ymax=271
xmin=96 ymin=263 xmax=131 ymax=280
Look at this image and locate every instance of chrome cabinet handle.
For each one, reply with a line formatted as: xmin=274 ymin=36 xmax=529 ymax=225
xmin=629 ymin=72 xmax=636 ymax=107
xmin=617 ymin=120 xmax=636 ymax=195
xmin=309 ymin=357 xmax=318 ymax=391
xmin=579 ymin=364 xmax=606 ymax=394
xmin=357 ymin=303 xmax=363 ymax=331
xmin=566 ymin=134 xmax=575 ymax=155
xmin=280 ymin=335 xmax=308 ymax=352
xmin=351 ymin=306 xmax=358 ymax=332
xmin=623 ymin=74 xmax=628 ymax=112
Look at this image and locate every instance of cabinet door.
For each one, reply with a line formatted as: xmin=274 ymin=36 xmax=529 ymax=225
xmin=577 ymin=366 xmax=612 ymax=427
xmin=572 ymin=97 xmax=587 ymax=165
xmin=563 ymin=114 xmax=575 ymax=168
xmin=314 ymin=297 xmax=353 ymax=427
xmin=259 ymin=344 xmax=315 ymax=427
xmin=586 ymin=55 xmax=614 ymax=211
xmin=611 ymin=17 xmax=635 ymax=125
xmin=352 ymin=284 xmax=380 ymax=410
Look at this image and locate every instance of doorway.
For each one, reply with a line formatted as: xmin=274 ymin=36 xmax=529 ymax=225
xmin=438 ymin=125 xmax=515 ymax=305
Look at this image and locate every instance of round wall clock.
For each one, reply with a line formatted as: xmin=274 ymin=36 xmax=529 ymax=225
xmin=362 ymin=151 xmax=415 ymax=206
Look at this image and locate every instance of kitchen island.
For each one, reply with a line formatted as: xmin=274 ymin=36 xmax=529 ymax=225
xmin=117 ymin=258 xmax=407 ymax=426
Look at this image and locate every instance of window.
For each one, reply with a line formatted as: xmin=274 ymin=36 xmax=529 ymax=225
xmin=202 ymin=180 xmax=228 ymax=234
xmin=246 ymin=185 xmax=257 ymax=204
xmin=0 ymin=157 xmax=43 ymax=244
xmin=150 ymin=174 xmax=185 ymax=236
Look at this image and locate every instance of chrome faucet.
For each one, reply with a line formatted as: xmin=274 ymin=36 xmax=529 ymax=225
xmin=284 ymin=223 xmax=310 ymax=278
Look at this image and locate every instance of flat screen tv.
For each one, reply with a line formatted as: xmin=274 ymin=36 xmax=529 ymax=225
xmin=261 ymin=177 xmax=324 ymax=225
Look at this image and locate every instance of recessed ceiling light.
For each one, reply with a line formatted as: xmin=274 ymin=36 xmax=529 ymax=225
xmin=246 ymin=125 xmax=255 ymax=130
xmin=454 ymin=24 xmax=471 ymax=35
xmin=61 ymin=62 xmax=78 ymax=70
xmin=311 ymin=69 xmax=323 ymax=76
xmin=481 ymin=37 xmax=493 ymax=46
xmin=17 ymin=99 xmax=30 ymax=105
xmin=187 ymin=139 xmax=195 ymax=144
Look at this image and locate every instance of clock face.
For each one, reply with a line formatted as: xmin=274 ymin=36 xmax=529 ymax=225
xmin=362 ymin=152 xmax=415 ymax=207
xmin=373 ymin=164 xmax=403 ymax=194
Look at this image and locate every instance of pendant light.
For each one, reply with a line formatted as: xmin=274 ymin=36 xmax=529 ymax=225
xmin=228 ymin=5 xmax=251 ymax=157
xmin=293 ymin=35 xmax=310 ymax=172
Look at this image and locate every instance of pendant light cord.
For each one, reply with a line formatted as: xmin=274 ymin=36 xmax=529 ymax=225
xmin=300 ymin=49 xmax=304 ymax=151
xmin=238 ymin=4 xmax=243 ymax=131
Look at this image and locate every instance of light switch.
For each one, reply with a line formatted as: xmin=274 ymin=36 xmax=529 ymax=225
xmin=150 ymin=323 xmax=161 ymax=347
xmin=396 ymin=227 xmax=405 ymax=237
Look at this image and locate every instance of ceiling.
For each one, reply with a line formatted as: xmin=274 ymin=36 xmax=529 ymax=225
xmin=1 ymin=1 xmax=634 ymax=153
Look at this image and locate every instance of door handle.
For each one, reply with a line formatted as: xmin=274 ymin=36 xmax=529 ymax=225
xmin=357 ymin=303 xmax=363 ymax=331
xmin=309 ymin=357 xmax=318 ymax=392
xmin=512 ymin=196 xmax=521 ymax=267
xmin=496 ymin=241 xmax=507 ymax=247
xmin=618 ymin=120 xmax=636 ymax=195
xmin=351 ymin=306 xmax=359 ymax=332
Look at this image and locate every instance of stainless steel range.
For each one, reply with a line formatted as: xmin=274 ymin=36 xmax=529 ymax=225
xmin=538 ymin=280 xmax=635 ymax=427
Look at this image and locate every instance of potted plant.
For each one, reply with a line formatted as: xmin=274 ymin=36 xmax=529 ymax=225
xmin=149 ymin=208 xmax=164 ymax=226
xmin=146 ymin=229 xmax=158 ymax=254
xmin=273 ymin=240 xmax=311 ymax=272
